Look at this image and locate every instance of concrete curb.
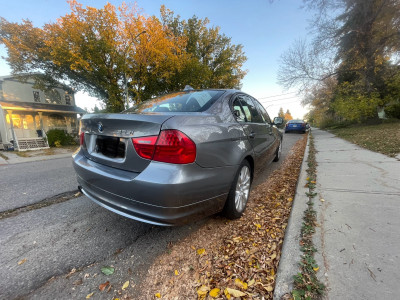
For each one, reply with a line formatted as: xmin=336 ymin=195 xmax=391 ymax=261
xmin=0 ymin=152 xmax=73 ymax=165
xmin=273 ymin=134 xmax=310 ymax=299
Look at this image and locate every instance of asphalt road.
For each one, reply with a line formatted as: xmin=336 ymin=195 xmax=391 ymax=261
xmin=0 ymin=157 xmax=77 ymax=212
xmin=0 ymin=132 xmax=304 ymax=299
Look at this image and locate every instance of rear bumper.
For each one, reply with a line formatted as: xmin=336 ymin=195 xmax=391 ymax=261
xmin=285 ymin=126 xmax=306 ymax=132
xmin=73 ymin=151 xmax=236 ymax=226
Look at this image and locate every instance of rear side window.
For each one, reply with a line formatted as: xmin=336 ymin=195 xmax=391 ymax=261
xmin=238 ymin=95 xmax=264 ymax=123
xmin=232 ymin=99 xmax=246 ymax=122
xmin=125 ymin=90 xmax=225 ymax=113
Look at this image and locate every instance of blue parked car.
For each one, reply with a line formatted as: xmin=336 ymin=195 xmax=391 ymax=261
xmin=284 ymin=119 xmax=308 ymax=133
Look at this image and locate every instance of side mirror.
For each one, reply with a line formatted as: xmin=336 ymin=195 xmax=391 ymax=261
xmin=273 ymin=117 xmax=284 ymax=125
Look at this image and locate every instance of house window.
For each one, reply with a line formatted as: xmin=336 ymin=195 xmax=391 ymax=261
xmin=44 ymin=89 xmax=62 ymax=104
xmin=6 ymin=114 xmax=22 ymax=128
xmin=47 ymin=114 xmax=67 ymax=130
xmin=65 ymin=94 xmax=71 ymax=105
xmin=33 ymin=91 xmax=40 ymax=102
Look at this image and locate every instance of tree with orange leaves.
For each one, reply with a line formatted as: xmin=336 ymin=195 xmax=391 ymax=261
xmin=0 ymin=1 xmax=246 ymax=112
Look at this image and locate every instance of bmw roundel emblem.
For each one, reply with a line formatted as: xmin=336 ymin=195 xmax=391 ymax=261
xmin=97 ymin=122 xmax=104 ymax=133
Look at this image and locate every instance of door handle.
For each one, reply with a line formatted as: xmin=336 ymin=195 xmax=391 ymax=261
xmin=249 ymin=131 xmax=256 ymax=139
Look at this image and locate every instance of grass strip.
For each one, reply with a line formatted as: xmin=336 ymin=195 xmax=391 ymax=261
xmin=292 ymin=133 xmax=325 ymax=300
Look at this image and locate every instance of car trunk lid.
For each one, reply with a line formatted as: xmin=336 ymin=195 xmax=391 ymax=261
xmin=80 ymin=113 xmax=173 ymax=172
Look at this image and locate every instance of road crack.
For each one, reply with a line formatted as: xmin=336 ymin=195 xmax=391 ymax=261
xmin=0 ymin=190 xmax=81 ymax=221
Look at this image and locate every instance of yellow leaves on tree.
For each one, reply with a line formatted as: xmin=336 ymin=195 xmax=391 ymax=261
xmin=0 ymin=0 xmax=247 ymax=113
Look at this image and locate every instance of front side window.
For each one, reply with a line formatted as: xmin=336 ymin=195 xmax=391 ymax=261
xmin=125 ymin=90 xmax=225 ymax=113
xmin=253 ymin=99 xmax=271 ymax=123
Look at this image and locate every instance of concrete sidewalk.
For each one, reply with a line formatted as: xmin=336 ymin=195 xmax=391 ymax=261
xmin=0 ymin=147 xmax=76 ymax=165
xmin=275 ymin=129 xmax=400 ymax=299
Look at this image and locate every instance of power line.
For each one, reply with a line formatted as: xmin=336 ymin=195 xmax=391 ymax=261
xmin=264 ymin=99 xmax=301 ymax=108
xmin=259 ymin=95 xmax=300 ymax=103
xmin=257 ymin=92 xmax=296 ymax=100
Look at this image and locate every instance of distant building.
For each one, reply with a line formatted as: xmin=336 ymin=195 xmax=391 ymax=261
xmin=0 ymin=75 xmax=86 ymax=151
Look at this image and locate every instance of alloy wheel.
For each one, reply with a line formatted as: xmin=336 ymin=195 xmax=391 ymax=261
xmin=234 ymin=165 xmax=251 ymax=212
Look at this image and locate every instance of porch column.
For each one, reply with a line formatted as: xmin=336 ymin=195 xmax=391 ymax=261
xmin=64 ymin=116 xmax=72 ymax=133
xmin=38 ymin=112 xmax=44 ymax=133
xmin=6 ymin=110 xmax=18 ymax=149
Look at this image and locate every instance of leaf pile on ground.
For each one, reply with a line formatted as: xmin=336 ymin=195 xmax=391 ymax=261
xmin=329 ymin=121 xmax=400 ymax=157
xmin=138 ymin=135 xmax=307 ymax=299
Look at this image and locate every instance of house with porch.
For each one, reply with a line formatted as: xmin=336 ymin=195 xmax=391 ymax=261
xmin=0 ymin=75 xmax=86 ymax=151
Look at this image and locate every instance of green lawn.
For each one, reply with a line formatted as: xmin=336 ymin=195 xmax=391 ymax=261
xmin=329 ymin=121 xmax=400 ymax=157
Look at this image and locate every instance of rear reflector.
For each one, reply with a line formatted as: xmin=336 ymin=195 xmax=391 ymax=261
xmin=132 ymin=130 xmax=196 ymax=164
xmin=79 ymin=132 xmax=85 ymax=146
xmin=132 ymin=136 xmax=158 ymax=160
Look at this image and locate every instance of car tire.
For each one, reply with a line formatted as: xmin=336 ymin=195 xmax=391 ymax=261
xmin=223 ymin=160 xmax=252 ymax=219
xmin=273 ymin=139 xmax=282 ymax=162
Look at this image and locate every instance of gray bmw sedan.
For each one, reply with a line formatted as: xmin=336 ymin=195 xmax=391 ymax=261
xmin=73 ymin=89 xmax=283 ymax=225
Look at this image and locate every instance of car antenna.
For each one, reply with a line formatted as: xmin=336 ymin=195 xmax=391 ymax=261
xmin=183 ymin=85 xmax=194 ymax=91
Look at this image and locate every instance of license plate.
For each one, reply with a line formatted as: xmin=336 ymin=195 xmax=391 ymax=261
xmin=95 ymin=136 xmax=125 ymax=158
xmin=292 ymin=125 xmax=297 ymax=127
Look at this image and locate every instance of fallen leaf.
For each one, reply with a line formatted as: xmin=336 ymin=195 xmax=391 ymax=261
xmin=73 ymin=279 xmax=83 ymax=286
xmin=264 ymin=285 xmax=274 ymax=292
xmin=226 ymin=288 xmax=246 ymax=297
xmin=197 ymin=248 xmax=205 ymax=255
xmin=254 ymin=223 xmax=261 ymax=229
xmin=18 ymin=258 xmax=27 ymax=265
xmin=313 ymin=266 xmax=319 ymax=272
xmin=234 ymin=278 xmax=248 ymax=290
xmin=288 ymin=197 xmax=293 ymax=201
xmin=224 ymin=288 xmax=231 ymax=299
xmin=209 ymin=288 xmax=220 ymax=298
xmin=86 ymin=292 xmax=94 ymax=299
xmin=320 ymin=198 xmax=325 ymax=202
xmin=74 ymin=192 xmax=81 ymax=197
xmin=99 ymin=281 xmax=110 ymax=291
xmin=122 ymin=280 xmax=129 ymax=290
xmin=101 ymin=266 xmax=115 ymax=275
xmin=84 ymin=273 xmax=90 ymax=278
xmin=155 ymin=293 xmax=161 ymax=298
xmin=248 ymin=279 xmax=255 ymax=287
xmin=174 ymin=270 xmax=179 ymax=276
xmin=197 ymin=285 xmax=209 ymax=298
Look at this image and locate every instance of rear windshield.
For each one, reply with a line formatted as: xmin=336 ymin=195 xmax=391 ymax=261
xmin=124 ymin=90 xmax=225 ymax=113
xmin=288 ymin=120 xmax=305 ymax=123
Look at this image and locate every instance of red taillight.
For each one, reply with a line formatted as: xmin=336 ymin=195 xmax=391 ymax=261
xmin=80 ymin=132 xmax=85 ymax=145
xmin=132 ymin=136 xmax=158 ymax=160
xmin=132 ymin=130 xmax=196 ymax=164
xmin=153 ymin=130 xmax=196 ymax=164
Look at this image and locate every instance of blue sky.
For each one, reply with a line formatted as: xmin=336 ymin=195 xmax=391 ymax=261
xmin=0 ymin=0 xmax=312 ymax=118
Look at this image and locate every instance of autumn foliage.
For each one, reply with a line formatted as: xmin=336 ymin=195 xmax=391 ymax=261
xmin=140 ymin=136 xmax=308 ymax=299
xmin=0 ymin=1 xmax=247 ymax=112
